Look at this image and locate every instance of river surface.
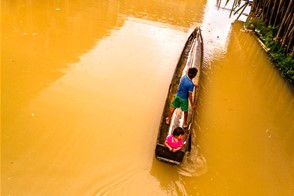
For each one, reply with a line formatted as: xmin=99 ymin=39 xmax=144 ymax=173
xmin=2 ymin=0 xmax=294 ymax=195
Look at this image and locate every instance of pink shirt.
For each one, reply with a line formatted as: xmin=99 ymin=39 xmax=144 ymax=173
xmin=166 ymin=135 xmax=183 ymax=149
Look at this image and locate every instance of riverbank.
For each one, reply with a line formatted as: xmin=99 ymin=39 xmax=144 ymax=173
xmin=244 ymin=19 xmax=294 ymax=85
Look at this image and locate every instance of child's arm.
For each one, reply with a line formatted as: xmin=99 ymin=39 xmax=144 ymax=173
xmin=188 ymin=92 xmax=196 ymax=110
xmin=164 ymin=140 xmax=173 ymax=152
xmin=172 ymin=146 xmax=183 ymax=153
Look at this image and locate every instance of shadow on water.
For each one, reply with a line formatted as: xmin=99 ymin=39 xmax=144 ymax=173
xmin=2 ymin=0 xmax=207 ymax=118
xmin=2 ymin=1 xmax=123 ymax=118
xmin=2 ymin=0 xmax=209 ymax=194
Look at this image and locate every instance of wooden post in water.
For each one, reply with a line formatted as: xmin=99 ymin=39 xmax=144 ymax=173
xmin=251 ymin=0 xmax=294 ymax=55
xmin=218 ymin=0 xmax=293 ymax=55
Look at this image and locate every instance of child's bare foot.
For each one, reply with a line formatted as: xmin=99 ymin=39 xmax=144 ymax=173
xmin=165 ymin=117 xmax=170 ymax=125
xmin=183 ymin=123 xmax=188 ymax=129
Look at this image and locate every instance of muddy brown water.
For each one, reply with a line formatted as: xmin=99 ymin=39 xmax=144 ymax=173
xmin=2 ymin=0 xmax=294 ymax=195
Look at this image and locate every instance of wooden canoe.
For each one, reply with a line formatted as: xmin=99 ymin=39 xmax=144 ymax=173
xmin=155 ymin=27 xmax=204 ymax=165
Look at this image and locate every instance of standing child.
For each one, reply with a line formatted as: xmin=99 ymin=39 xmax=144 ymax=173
xmin=165 ymin=67 xmax=198 ymax=128
xmin=164 ymin=127 xmax=185 ymax=153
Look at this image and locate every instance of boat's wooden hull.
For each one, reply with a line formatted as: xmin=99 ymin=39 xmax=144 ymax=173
xmin=155 ymin=27 xmax=203 ymax=165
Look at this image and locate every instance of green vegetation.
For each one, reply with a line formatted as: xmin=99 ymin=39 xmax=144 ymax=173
xmin=245 ymin=19 xmax=294 ymax=84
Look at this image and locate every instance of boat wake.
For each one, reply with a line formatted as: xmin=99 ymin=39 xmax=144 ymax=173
xmin=178 ymin=150 xmax=207 ymax=177
xmin=177 ymin=127 xmax=208 ymax=177
xmin=95 ymin=166 xmax=167 ymax=195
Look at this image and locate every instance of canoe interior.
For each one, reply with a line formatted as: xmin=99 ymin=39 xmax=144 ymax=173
xmin=155 ymin=27 xmax=203 ymax=165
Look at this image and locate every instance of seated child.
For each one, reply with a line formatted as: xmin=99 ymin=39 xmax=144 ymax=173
xmin=164 ymin=127 xmax=185 ymax=153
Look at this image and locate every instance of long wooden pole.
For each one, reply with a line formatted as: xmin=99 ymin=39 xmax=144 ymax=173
xmin=219 ymin=0 xmax=293 ymax=54
xmin=276 ymin=0 xmax=293 ymax=42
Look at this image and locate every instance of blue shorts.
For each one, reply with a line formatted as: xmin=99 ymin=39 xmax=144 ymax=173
xmin=172 ymin=96 xmax=188 ymax=112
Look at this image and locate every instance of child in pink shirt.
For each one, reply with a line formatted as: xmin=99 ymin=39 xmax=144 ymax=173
xmin=164 ymin=127 xmax=185 ymax=153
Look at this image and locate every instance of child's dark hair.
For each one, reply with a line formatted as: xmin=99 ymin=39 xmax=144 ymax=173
xmin=173 ymin=127 xmax=185 ymax=137
xmin=188 ymin=67 xmax=198 ymax=79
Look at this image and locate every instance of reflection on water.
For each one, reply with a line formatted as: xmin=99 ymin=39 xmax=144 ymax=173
xmin=194 ymin=21 xmax=294 ymax=195
xmin=119 ymin=0 xmax=206 ymax=28
xmin=2 ymin=0 xmax=294 ymax=195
